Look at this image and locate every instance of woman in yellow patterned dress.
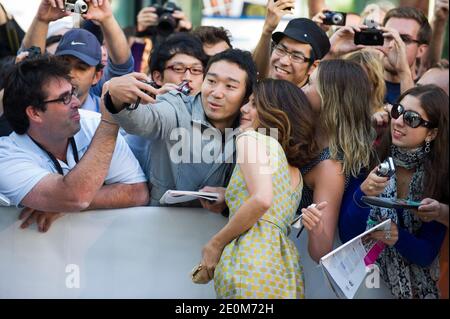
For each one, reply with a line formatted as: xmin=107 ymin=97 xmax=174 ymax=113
xmin=200 ymin=79 xmax=327 ymax=299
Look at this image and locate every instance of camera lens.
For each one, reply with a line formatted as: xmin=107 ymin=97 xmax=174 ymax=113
xmin=332 ymin=13 xmax=344 ymax=24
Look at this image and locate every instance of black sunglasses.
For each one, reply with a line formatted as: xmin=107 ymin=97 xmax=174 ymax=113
xmin=391 ymin=103 xmax=435 ymax=128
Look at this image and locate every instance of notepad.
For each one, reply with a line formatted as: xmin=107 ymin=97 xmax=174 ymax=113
xmin=0 ymin=193 xmax=10 ymax=206
xmin=320 ymin=219 xmax=391 ymax=299
xmin=159 ymin=190 xmax=219 ymax=205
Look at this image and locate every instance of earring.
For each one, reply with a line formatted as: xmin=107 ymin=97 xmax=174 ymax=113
xmin=425 ymin=140 xmax=431 ymax=153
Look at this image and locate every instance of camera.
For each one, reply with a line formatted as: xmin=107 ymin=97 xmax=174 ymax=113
xmin=363 ymin=18 xmax=380 ymax=29
xmin=140 ymin=80 xmax=160 ymax=99
xmin=323 ymin=11 xmax=347 ymax=26
xmin=177 ymin=80 xmax=191 ymax=95
xmin=376 ymin=157 xmax=395 ymax=178
xmin=354 ymin=28 xmax=384 ymax=46
xmin=152 ymin=1 xmax=182 ymax=35
xmin=65 ymin=0 xmax=89 ymax=14
xmin=128 ymin=80 xmax=160 ymax=111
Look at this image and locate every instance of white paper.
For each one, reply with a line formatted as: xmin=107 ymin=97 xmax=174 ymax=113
xmin=0 ymin=193 xmax=10 ymax=207
xmin=320 ymin=219 xmax=391 ymax=299
xmin=159 ymin=190 xmax=219 ymax=205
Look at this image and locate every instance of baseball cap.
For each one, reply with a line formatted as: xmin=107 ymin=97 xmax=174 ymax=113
xmin=55 ymin=29 xmax=102 ymax=66
xmin=272 ymin=18 xmax=331 ymax=60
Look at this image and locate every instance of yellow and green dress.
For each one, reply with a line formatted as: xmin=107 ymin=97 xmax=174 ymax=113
xmin=214 ymin=130 xmax=305 ymax=299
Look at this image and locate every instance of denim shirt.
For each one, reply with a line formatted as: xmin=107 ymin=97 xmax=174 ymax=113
xmin=113 ymin=91 xmax=236 ymax=206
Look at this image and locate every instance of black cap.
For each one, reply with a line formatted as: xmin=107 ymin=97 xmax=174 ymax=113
xmin=272 ymin=18 xmax=331 ymax=60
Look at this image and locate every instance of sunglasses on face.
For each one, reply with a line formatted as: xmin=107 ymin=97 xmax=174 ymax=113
xmin=390 ymin=103 xmax=435 ymax=128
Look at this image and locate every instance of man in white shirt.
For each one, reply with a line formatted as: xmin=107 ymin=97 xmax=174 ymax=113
xmin=0 ymin=55 xmax=149 ymax=232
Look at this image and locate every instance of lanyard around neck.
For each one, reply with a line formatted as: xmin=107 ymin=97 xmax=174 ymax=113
xmin=29 ymin=136 xmax=79 ymax=175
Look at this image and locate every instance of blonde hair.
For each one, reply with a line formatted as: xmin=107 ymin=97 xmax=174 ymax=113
xmin=317 ymin=60 xmax=376 ymax=177
xmin=360 ymin=2 xmax=396 ymax=24
xmin=344 ymin=49 xmax=386 ymax=113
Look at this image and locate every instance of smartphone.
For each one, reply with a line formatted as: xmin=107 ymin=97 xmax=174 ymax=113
xmin=361 ymin=196 xmax=421 ymax=209
xmin=354 ymin=29 xmax=384 ymax=46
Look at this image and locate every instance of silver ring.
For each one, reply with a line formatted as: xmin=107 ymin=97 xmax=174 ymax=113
xmin=385 ymin=231 xmax=392 ymax=240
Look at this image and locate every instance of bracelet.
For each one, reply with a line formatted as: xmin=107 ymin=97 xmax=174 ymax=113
xmin=101 ymin=118 xmax=119 ymax=127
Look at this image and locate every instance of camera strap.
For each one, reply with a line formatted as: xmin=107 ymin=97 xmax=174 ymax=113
xmin=29 ymin=136 xmax=79 ymax=175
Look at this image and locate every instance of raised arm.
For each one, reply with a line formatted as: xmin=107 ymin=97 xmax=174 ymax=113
xmin=419 ymin=0 xmax=449 ymax=73
xmin=253 ymin=0 xmax=294 ymax=80
xmin=201 ymin=134 xmax=273 ymax=278
xmin=83 ymin=0 xmax=130 ymax=65
xmin=308 ymin=0 xmax=326 ymax=19
xmin=106 ymin=73 xmax=179 ymax=139
xmin=378 ymin=27 xmax=415 ymax=93
xmin=21 ymin=0 xmax=69 ymax=52
xmin=21 ymin=118 xmax=120 ymax=212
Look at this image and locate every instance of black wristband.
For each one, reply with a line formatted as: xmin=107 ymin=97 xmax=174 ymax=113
xmin=103 ymin=91 xmax=130 ymax=114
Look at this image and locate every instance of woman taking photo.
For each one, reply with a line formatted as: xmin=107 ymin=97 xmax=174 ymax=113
xmin=341 ymin=85 xmax=448 ymax=299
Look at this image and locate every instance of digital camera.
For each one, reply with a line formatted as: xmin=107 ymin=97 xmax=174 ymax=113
xmin=152 ymin=1 xmax=182 ymax=34
xmin=376 ymin=157 xmax=395 ymax=178
xmin=354 ymin=28 xmax=384 ymax=46
xmin=65 ymin=0 xmax=89 ymax=14
xmin=323 ymin=11 xmax=347 ymax=26
xmin=128 ymin=80 xmax=160 ymax=110
xmin=177 ymin=80 xmax=191 ymax=95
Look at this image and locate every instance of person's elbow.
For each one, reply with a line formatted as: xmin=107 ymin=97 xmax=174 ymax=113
xmin=62 ymin=195 xmax=92 ymax=212
xmin=130 ymin=182 xmax=150 ymax=206
xmin=253 ymin=192 xmax=273 ymax=213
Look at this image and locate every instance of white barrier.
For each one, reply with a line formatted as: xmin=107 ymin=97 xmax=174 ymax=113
xmin=0 ymin=206 xmax=393 ymax=299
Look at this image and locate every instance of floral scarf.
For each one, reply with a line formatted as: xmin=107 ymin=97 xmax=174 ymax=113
xmin=367 ymin=145 xmax=440 ymax=299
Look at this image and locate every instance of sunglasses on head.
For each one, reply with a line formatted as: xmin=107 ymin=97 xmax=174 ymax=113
xmin=390 ymin=103 xmax=435 ymax=128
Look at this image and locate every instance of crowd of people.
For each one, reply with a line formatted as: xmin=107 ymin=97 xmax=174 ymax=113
xmin=0 ymin=0 xmax=448 ymax=299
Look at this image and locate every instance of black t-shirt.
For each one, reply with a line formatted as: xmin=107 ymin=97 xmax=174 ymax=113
xmin=0 ymin=114 xmax=12 ymax=137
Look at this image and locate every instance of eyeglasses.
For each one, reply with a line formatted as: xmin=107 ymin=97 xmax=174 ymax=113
xmin=272 ymin=43 xmax=311 ymax=64
xmin=165 ymin=64 xmax=204 ymax=75
xmin=399 ymin=34 xmax=420 ymax=45
xmin=391 ymin=103 xmax=435 ymax=128
xmin=42 ymin=87 xmax=78 ymax=105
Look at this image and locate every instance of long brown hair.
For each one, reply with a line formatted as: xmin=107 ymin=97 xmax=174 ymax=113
xmin=379 ymin=85 xmax=449 ymax=203
xmin=253 ymin=79 xmax=319 ymax=168
xmin=317 ymin=59 xmax=376 ymax=177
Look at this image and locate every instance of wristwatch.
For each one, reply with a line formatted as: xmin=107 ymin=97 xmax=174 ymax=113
xmin=103 ymin=91 xmax=130 ymax=114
